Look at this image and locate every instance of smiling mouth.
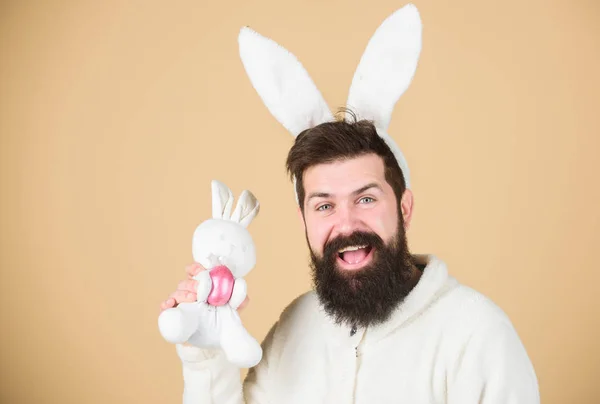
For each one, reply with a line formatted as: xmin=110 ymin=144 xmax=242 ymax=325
xmin=337 ymin=244 xmax=373 ymax=267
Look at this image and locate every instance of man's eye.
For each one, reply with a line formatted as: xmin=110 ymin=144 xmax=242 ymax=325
xmin=317 ymin=204 xmax=332 ymax=211
xmin=359 ymin=197 xmax=375 ymax=204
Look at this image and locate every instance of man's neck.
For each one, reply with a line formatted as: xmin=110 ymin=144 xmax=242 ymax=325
xmin=408 ymin=261 xmax=424 ymax=288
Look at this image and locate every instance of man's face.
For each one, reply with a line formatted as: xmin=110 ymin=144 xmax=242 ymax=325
xmin=302 ymin=153 xmax=400 ymax=264
xmin=300 ymin=153 xmax=416 ymax=328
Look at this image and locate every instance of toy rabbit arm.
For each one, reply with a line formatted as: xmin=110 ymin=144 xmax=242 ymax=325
xmin=229 ymin=278 xmax=248 ymax=310
xmin=194 ymin=270 xmax=212 ymax=302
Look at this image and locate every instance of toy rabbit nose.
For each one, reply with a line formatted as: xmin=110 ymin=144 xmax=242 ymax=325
xmin=207 ymin=265 xmax=235 ymax=306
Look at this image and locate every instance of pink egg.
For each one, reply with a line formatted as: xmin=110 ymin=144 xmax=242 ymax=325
xmin=207 ymin=265 xmax=235 ymax=306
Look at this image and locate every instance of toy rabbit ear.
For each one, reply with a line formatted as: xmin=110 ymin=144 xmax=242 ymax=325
xmin=238 ymin=26 xmax=334 ymax=137
xmin=211 ymin=180 xmax=234 ymax=220
xmin=231 ymin=190 xmax=260 ymax=228
xmin=345 ymin=4 xmax=422 ymax=130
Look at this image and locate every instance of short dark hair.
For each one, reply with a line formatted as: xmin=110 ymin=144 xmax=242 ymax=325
xmin=285 ymin=111 xmax=406 ymax=212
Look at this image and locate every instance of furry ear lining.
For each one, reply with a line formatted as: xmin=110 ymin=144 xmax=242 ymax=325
xmin=231 ymin=190 xmax=260 ymax=227
xmin=345 ymin=4 xmax=422 ymax=131
xmin=211 ymin=180 xmax=234 ymax=220
xmin=238 ymin=27 xmax=334 ymax=137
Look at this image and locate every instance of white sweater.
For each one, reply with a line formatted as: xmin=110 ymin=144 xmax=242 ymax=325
xmin=176 ymin=254 xmax=540 ymax=403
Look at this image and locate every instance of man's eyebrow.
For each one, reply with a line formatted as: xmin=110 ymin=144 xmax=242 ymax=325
xmin=306 ymin=183 xmax=382 ymax=202
xmin=352 ymin=183 xmax=382 ymax=196
xmin=307 ymin=191 xmax=331 ymax=202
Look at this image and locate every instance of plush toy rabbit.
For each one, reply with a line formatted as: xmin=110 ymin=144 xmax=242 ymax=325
xmin=158 ymin=179 xmax=262 ymax=368
xmin=238 ymin=3 xmax=422 ymax=201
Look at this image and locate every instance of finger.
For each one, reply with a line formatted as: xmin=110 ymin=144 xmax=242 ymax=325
xmin=177 ymin=279 xmax=198 ymax=293
xmin=185 ymin=262 xmax=206 ymax=279
xmin=237 ymin=296 xmax=250 ymax=311
xmin=169 ymin=290 xmax=197 ymax=305
xmin=159 ymin=297 xmax=175 ymax=312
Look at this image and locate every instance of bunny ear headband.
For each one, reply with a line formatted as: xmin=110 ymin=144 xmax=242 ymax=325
xmin=238 ymin=3 xmax=422 ymax=201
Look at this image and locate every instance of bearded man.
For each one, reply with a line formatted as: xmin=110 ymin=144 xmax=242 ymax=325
xmin=159 ymin=4 xmax=539 ymax=403
xmin=159 ymin=117 xmax=539 ymax=403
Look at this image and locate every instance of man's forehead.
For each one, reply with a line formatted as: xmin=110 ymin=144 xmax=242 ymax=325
xmin=304 ymin=155 xmax=385 ymax=182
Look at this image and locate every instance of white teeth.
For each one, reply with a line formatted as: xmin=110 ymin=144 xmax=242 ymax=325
xmin=338 ymin=244 xmax=368 ymax=253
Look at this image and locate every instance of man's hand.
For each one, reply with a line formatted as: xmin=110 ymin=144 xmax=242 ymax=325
xmin=159 ymin=263 xmax=250 ymax=313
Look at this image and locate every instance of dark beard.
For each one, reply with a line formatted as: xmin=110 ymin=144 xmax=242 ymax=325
xmin=309 ymin=224 xmax=416 ymax=329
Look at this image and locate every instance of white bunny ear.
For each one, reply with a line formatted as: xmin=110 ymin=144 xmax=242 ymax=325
xmin=230 ymin=190 xmax=260 ymax=228
xmin=345 ymin=4 xmax=422 ymax=130
xmin=238 ymin=27 xmax=334 ymax=137
xmin=211 ymin=180 xmax=234 ymax=220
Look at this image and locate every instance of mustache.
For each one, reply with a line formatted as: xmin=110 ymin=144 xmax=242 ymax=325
xmin=323 ymin=231 xmax=385 ymax=258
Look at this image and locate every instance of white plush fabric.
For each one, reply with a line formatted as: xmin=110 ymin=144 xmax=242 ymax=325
xmin=238 ymin=27 xmax=334 ymax=137
xmin=176 ymin=254 xmax=540 ymax=403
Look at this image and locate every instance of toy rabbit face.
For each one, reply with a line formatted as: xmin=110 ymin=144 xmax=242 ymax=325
xmin=190 ymin=180 xmax=260 ymax=278
xmin=192 ymin=218 xmax=256 ymax=277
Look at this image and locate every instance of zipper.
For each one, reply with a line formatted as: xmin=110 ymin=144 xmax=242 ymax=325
xmin=351 ymin=328 xmax=366 ymax=403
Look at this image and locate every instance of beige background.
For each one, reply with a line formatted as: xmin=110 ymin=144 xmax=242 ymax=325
xmin=1 ymin=0 xmax=599 ymax=403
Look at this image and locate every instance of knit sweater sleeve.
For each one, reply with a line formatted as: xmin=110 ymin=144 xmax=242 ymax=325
xmin=447 ymin=318 xmax=540 ymax=403
xmin=175 ymin=321 xmax=279 ymax=404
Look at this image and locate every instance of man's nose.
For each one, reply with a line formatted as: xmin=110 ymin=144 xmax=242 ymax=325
xmin=335 ymin=204 xmax=360 ymax=235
